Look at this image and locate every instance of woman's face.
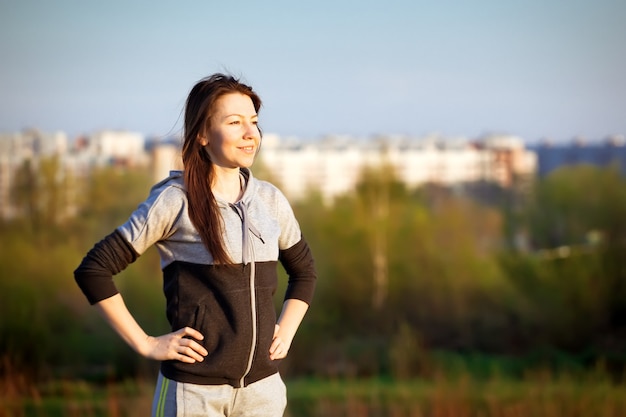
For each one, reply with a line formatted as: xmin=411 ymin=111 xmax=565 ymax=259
xmin=199 ymin=92 xmax=260 ymax=169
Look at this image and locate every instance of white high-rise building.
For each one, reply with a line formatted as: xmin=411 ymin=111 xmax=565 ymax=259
xmin=81 ymin=130 xmax=148 ymax=166
xmin=151 ymin=140 xmax=183 ymax=182
xmin=258 ymin=133 xmax=536 ymax=203
xmin=0 ymin=128 xmax=537 ymax=219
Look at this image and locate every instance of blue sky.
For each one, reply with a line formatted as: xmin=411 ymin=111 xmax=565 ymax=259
xmin=1 ymin=0 xmax=624 ymax=143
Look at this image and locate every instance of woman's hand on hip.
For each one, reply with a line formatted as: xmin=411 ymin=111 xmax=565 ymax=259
xmin=142 ymin=327 xmax=208 ymax=363
xmin=269 ymin=324 xmax=291 ymax=361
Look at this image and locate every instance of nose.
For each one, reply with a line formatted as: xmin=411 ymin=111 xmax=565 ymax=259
xmin=244 ymin=121 xmax=259 ymax=139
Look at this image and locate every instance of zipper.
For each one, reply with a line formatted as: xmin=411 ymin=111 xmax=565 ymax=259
xmin=239 ymin=230 xmax=257 ymax=387
xmin=230 ymin=200 xmax=263 ymax=388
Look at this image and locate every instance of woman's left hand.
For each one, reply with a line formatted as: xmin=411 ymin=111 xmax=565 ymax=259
xmin=269 ymin=324 xmax=290 ymax=360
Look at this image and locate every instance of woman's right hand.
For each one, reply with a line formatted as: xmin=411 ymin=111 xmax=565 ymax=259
xmin=93 ymin=295 xmax=208 ymax=364
xmin=142 ymin=327 xmax=209 ymax=363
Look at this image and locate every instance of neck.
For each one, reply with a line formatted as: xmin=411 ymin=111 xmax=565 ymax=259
xmin=211 ymin=167 xmax=243 ymax=203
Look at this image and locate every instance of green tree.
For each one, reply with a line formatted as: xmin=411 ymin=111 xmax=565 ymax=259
xmin=11 ymin=159 xmax=40 ymax=231
xmin=354 ymin=163 xmax=395 ymax=311
xmin=526 ymin=164 xmax=625 ymax=249
xmin=75 ymin=165 xmax=153 ymax=237
xmin=509 ymin=164 xmax=626 ymax=351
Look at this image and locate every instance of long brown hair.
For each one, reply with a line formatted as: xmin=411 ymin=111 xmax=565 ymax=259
xmin=181 ymin=73 xmax=262 ymax=264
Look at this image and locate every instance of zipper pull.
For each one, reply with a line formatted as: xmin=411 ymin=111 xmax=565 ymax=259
xmin=248 ymin=224 xmax=264 ymax=244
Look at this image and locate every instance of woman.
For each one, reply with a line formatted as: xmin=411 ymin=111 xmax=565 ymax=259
xmin=74 ymin=73 xmax=317 ymax=416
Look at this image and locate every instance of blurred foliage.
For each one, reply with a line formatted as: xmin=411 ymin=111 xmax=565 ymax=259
xmin=500 ymin=164 xmax=626 ymax=359
xmin=0 ymin=164 xmax=165 ymax=387
xmin=1 ymin=161 xmax=626 ymax=393
xmin=526 ymin=164 xmax=626 ymax=248
xmin=4 ymin=369 xmax=626 ymax=417
xmin=285 ymin=367 xmax=626 ymax=417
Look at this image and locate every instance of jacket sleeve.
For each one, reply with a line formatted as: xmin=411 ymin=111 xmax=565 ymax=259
xmin=74 ymin=230 xmax=139 ymax=304
xmin=279 ymin=236 xmax=317 ymax=305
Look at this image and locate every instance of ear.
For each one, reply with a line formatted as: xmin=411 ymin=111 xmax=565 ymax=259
xmin=197 ymin=133 xmax=208 ymax=147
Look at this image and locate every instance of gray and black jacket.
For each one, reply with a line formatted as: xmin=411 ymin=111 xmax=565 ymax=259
xmin=74 ymin=168 xmax=316 ymax=387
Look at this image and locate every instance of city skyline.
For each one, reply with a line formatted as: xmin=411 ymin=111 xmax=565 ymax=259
xmin=1 ymin=1 xmax=625 ymax=144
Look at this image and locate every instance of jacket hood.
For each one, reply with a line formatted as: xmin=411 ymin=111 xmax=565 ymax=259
xmin=161 ymin=168 xmax=257 ymax=208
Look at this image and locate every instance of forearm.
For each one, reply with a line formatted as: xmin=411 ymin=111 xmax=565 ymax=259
xmin=94 ymin=293 xmax=150 ymax=356
xmin=95 ymin=294 xmax=208 ymax=363
xmin=275 ymin=298 xmax=309 ymax=345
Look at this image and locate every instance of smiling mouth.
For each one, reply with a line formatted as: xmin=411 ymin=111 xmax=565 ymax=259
xmin=240 ymin=146 xmax=255 ymax=151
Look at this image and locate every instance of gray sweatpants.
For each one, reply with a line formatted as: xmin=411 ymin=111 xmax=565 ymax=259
xmin=152 ymin=372 xmax=287 ymax=417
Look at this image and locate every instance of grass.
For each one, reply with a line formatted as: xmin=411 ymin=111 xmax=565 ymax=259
xmin=0 ymin=379 xmax=154 ymax=417
xmin=286 ymin=370 xmax=626 ymax=417
xmin=2 ymin=368 xmax=625 ymax=417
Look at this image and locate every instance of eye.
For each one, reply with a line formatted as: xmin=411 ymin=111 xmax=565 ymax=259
xmin=229 ymin=120 xmax=241 ymax=125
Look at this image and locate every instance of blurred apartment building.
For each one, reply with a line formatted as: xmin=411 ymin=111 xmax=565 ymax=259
xmin=0 ymin=129 xmax=153 ymax=220
xmin=1 ymin=129 xmax=538 ymax=218
xmin=259 ymin=133 xmax=536 ymax=203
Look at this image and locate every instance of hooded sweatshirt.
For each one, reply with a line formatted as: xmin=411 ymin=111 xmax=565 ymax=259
xmin=74 ymin=168 xmax=316 ymax=387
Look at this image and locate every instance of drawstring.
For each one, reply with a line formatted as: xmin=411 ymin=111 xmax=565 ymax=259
xmin=229 ymin=201 xmax=264 ymax=265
